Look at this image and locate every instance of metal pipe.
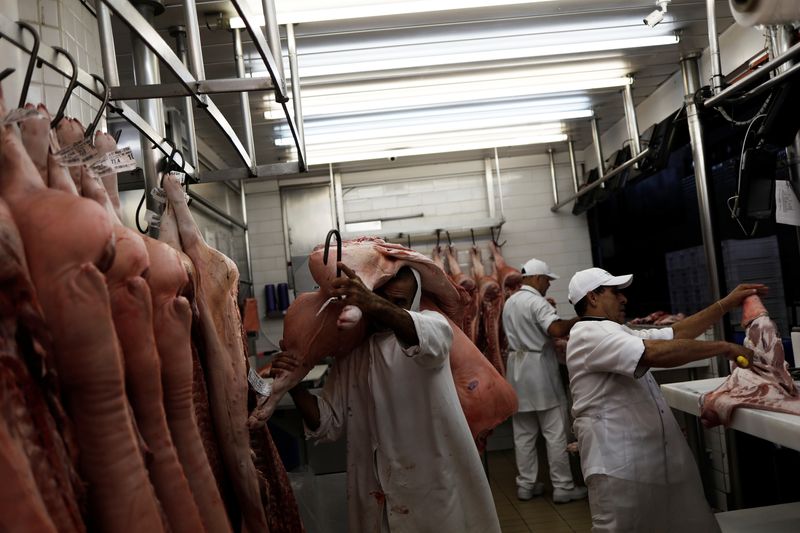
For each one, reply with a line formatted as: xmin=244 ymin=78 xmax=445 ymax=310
xmin=551 ymin=149 xmax=649 ymax=212
xmin=484 ymin=158 xmax=496 ymax=219
xmin=182 ymin=0 xmax=206 ymax=81
xmin=170 ymin=26 xmax=199 ymax=170
xmin=567 ymin=138 xmax=579 ymax=193
xmin=261 ymin=0 xmax=285 ymax=83
xmin=704 ymin=39 xmax=800 ymax=108
xmin=285 ymin=23 xmax=305 ymax=164
xmin=547 ymin=148 xmax=559 ymax=206
xmin=590 ymin=115 xmax=605 ymax=177
xmin=239 ymin=181 xmax=254 ymax=294
xmin=494 ymin=147 xmax=505 ymax=218
xmin=131 ymin=0 xmax=166 ymax=236
xmin=233 ymin=27 xmax=256 ymax=169
xmin=706 ymin=0 xmax=724 ymax=94
xmin=96 ymin=3 xmax=119 ymax=86
xmin=681 ymin=54 xmax=723 ymax=342
xmin=188 ymin=190 xmax=247 ymax=229
xmin=622 ymin=81 xmax=641 ymax=157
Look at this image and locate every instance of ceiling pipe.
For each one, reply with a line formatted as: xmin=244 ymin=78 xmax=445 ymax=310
xmin=706 ymin=0 xmax=724 ymax=94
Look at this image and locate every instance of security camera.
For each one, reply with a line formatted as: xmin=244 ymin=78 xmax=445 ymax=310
xmin=643 ymin=0 xmax=670 ymax=28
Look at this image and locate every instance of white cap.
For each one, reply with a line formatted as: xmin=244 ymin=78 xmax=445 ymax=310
xmin=520 ymin=258 xmax=559 ymax=280
xmin=568 ymin=267 xmax=633 ymax=304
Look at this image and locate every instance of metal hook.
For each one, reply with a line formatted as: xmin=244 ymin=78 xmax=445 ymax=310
xmin=323 ymin=229 xmax=342 ymax=277
xmin=84 ymin=74 xmax=109 ymax=139
xmin=17 ymin=22 xmax=39 ymax=108
xmin=470 ymin=228 xmax=476 ymax=246
xmin=406 ymin=234 xmax=411 ymax=249
xmin=490 ymin=226 xmax=507 ymax=248
xmin=0 ymin=68 xmax=15 ymax=84
xmin=435 ymin=229 xmax=441 ymax=248
xmin=49 ymin=46 xmax=78 ymax=129
xmin=445 ymin=230 xmax=452 ymax=247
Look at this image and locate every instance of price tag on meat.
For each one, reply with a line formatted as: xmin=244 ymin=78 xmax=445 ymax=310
xmin=150 ymin=187 xmax=167 ymax=205
xmin=2 ymin=107 xmax=45 ymax=125
xmin=55 ymin=139 xmax=101 ymax=166
xmin=166 ymin=170 xmax=186 ymax=184
xmin=104 ymin=147 xmax=137 ymax=172
xmin=248 ymin=368 xmax=272 ymax=397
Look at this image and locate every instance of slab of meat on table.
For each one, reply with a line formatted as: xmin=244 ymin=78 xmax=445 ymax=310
xmin=0 ymin=198 xmax=85 ymax=532
xmin=260 ymin=236 xmax=516 ymax=446
xmin=444 ymin=245 xmax=479 ymax=343
xmin=1 ymin=93 xmax=165 ymax=532
xmin=701 ymin=296 xmax=800 ymax=427
xmin=470 ymin=246 xmax=505 ymax=376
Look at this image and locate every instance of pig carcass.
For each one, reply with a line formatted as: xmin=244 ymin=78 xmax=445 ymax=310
xmin=489 ymin=241 xmax=522 ymax=298
xmin=0 ymin=198 xmax=85 ymax=532
xmin=470 ymin=246 xmax=505 ymax=375
xmin=262 ymin=237 xmax=517 ymax=445
xmin=701 ymin=296 xmax=800 ymax=427
xmin=2 ymin=94 xmax=165 ymax=533
xmin=444 ymin=245 xmax=480 ymax=343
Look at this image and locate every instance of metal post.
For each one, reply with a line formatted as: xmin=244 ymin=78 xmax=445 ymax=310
xmin=622 ymin=80 xmax=641 ymax=157
xmin=233 ymin=27 xmax=256 ymax=170
xmin=567 ymin=138 xmax=580 ymax=193
xmin=182 ymin=0 xmax=205 ymax=82
xmin=285 ymin=23 xmax=305 ymax=159
xmin=131 ymin=0 xmax=166 ymax=236
xmin=590 ymin=116 xmax=605 ymax=177
xmin=484 ymin=158 xmax=496 ymax=219
xmin=547 ymin=148 xmax=559 ymax=206
xmin=261 ymin=0 xmax=285 ymax=83
xmin=240 ymin=181 xmax=254 ymax=291
xmin=494 ymin=147 xmax=505 ymax=218
xmin=706 ymin=0 xmax=724 ymax=95
xmin=170 ymin=26 xmax=199 ymax=170
xmin=681 ymin=54 xmax=723 ymax=341
xmin=96 ymin=3 xmax=119 ymax=86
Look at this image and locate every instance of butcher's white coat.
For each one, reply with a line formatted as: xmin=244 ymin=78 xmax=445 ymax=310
xmin=306 ymin=310 xmax=500 ymax=533
xmin=567 ymin=320 xmax=718 ymax=532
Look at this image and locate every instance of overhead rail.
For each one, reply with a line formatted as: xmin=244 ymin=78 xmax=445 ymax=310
xmin=550 ymin=148 xmax=649 ymax=212
xmin=98 ymin=0 xmax=252 ymax=170
xmin=703 ymin=39 xmax=800 ymax=108
xmin=0 ymin=12 xmax=196 ymax=176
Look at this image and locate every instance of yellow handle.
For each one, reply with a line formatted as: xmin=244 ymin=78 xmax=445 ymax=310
xmin=736 ymin=355 xmax=749 ymax=368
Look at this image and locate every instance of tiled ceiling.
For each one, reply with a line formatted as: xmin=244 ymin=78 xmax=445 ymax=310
xmin=108 ymin=1 xmax=735 ymax=174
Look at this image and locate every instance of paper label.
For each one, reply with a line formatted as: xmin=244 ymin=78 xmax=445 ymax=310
xmin=150 ymin=187 xmax=167 ymax=204
xmin=87 ymin=147 xmax=138 ymax=177
xmin=776 ymin=180 xmax=800 ymax=227
xmin=144 ymin=210 xmax=161 ymax=229
xmin=248 ymin=367 xmax=272 ymax=397
xmin=54 ymin=138 xmax=101 ymax=166
xmin=2 ymin=107 xmax=46 ymax=125
xmin=166 ymin=170 xmax=186 ymax=185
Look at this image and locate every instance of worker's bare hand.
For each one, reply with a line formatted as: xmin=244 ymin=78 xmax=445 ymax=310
xmin=720 ymin=284 xmax=768 ymax=312
xmin=330 ymin=262 xmax=383 ymax=314
xmin=546 ymin=297 xmax=557 ymax=309
xmin=722 ymin=343 xmax=754 ymax=369
xmin=269 ymin=350 xmax=300 ymax=378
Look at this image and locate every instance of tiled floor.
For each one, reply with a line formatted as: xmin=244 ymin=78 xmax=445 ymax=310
xmin=488 ymin=450 xmax=592 ymax=533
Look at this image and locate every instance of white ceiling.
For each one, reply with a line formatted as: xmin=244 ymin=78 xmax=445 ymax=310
xmin=110 ymin=0 xmax=734 ymax=172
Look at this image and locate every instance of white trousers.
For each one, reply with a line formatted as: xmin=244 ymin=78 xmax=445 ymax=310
xmin=512 ymin=405 xmax=574 ymax=491
xmin=586 ymin=474 xmax=721 ymax=533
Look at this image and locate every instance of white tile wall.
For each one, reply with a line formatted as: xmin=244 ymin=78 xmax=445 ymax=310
xmin=15 ymin=0 xmax=103 ymax=127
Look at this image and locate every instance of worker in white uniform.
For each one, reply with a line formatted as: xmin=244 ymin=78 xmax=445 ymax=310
xmin=502 ymin=258 xmax=587 ymax=503
xmin=566 ymin=267 xmax=765 ymax=533
xmin=272 ymin=262 xmax=501 ymax=533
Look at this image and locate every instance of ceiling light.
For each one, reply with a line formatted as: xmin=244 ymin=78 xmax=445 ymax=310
xmin=270 ymin=1 xmax=558 ymax=24
xmin=305 ymin=133 xmax=569 ymax=165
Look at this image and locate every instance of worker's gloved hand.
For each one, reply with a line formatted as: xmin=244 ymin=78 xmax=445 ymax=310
xmin=719 ymin=283 xmax=769 ymax=312
xmin=722 ymin=343 xmax=755 ymax=369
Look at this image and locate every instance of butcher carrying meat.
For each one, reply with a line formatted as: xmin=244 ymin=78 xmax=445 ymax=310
xmin=701 ymin=295 xmax=800 ymax=426
xmin=271 ymin=258 xmax=503 ymax=532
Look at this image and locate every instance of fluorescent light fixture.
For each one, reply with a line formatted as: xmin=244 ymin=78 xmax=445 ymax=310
xmin=345 ymin=220 xmax=383 ymax=232
xmin=274 ymin=1 xmax=558 ymax=24
xmin=297 ymin=35 xmax=679 ymax=78
xmin=306 ymin=133 xmax=569 ymax=165
xmin=229 ymin=16 xmax=246 ymax=29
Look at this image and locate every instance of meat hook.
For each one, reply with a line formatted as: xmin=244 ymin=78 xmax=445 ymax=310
xmin=435 ymin=229 xmax=441 ymax=248
xmin=323 ymin=229 xmax=342 ymax=277
xmin=490 ymin=226 xmax=507 ymax=248
xmin=49 ymin=46 xmax=78 ymax=129
xmin=470 ymin=228 xmax=476 ymax=246
xmin=84 ymin=74 xmax=109 ymax=139
xmin=445 ymin=230 xmax=452 ymax=247
xmin=406 ymin=234 xmax=411 ymax=249
xmin=17 ymin=22 xmax=39 ymax=108
xmin=0 ymin=68 xmax=15 ymax=84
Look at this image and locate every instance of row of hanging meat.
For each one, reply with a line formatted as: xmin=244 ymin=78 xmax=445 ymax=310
xmin=0 ymin=91 xmax=303 ymax=532
xmin=431 ymin=241 xmax=523 ymax=375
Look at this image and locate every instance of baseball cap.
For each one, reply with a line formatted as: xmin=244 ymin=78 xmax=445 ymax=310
xmin=520 ymin=258 xmax=559 ymax=280
xmin=568 ymin=267 xmax=633 ymax=304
